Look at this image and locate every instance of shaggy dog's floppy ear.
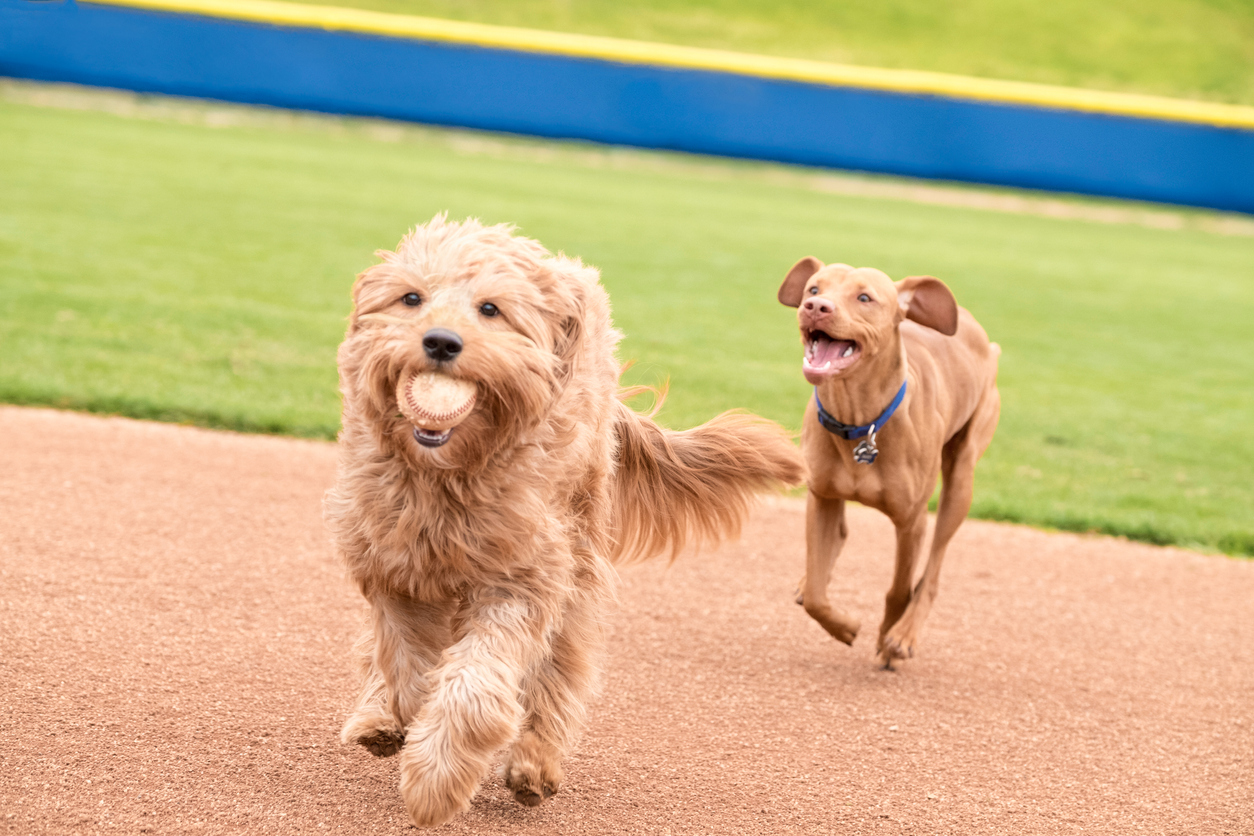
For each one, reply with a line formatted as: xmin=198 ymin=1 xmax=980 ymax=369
xmin=346 ymin=250 xmax=405 ymax=336
xmin=546 ymin=257 xmax=594 ymax=377
xmin=554 ymin=306 xmax=584 ymax=383
xmin=557 ymin=313 xmax=583 ymax=361
xmin=895 ymin=275 xmax=959 ymax=336
xmin=778 ymin=256 xmax=824 ymax=307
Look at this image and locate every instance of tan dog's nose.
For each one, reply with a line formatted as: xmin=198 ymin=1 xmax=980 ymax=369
xmin=802 ymin=296 xmax=835 ymax=316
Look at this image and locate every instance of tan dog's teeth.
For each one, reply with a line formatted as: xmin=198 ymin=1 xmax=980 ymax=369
xmin=842 ymin=345 xmax=854 ymax=358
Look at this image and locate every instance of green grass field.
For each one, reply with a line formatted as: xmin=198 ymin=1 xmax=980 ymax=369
xmin=289 ymin=0 xmax=1254 ymax=106
xmin=1 ymin=86 xmax=1252 ymax=557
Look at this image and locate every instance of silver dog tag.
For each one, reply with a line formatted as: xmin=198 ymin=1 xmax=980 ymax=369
xmin=853 ymin=425 xmax=878 ymax=465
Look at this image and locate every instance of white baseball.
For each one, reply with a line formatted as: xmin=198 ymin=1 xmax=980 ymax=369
xmin=397 ymin=372 xmax=478 ymax=430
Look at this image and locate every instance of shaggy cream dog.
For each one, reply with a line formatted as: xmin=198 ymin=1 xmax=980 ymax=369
xmin=325 ymin=216 xmax=803 ymax=827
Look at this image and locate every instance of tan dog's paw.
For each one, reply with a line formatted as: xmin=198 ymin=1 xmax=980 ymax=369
xmin=341 ymin=712 xmax=406 ymax=757
xmin=504 ymin=731 xmax=563 ymax=807
xmin=802 ymin=601 xmax=861 ymax=646
xmin=876 ymin=625 xmax=918 ymax=669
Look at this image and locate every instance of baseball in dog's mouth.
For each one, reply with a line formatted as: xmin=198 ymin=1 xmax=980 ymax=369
xmin=803 ymin=330 xmax=861 ymax=382
xmin=397 ymin=371 xmax=478 ymax=450
xmin=413 ymin=427 xmax=453 ymax=448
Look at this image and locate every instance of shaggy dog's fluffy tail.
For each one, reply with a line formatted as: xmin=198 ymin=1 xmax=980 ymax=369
xmin=609 ymin=400 xmax=805 ymax=563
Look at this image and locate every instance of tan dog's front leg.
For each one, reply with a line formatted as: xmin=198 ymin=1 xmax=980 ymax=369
xmin=877 ymin=506 xmax=928 ymax=667
xmin=799 ymin=493 xmax=860 ymax=644
xmin=399 ymin=594 xmax=549 ymax=828
xmin=879 ymin=402 xmax=995 ymax=667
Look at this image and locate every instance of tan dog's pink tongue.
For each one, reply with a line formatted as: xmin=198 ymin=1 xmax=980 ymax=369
xmin=813 ymin=337 xmax=853 ymax=366
xmin=804 ymin=335 xmax=860 ymax=383
xmin=810 ymin=334 xmax=857 ymax=363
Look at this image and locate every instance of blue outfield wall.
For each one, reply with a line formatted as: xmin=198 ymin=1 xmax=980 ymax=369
xmin=3 ymin=0 xmax=1254 ymax=214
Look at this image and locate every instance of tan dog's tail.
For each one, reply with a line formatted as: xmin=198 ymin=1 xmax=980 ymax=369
xmin=608 ymin=400 xmax=805 ymax=564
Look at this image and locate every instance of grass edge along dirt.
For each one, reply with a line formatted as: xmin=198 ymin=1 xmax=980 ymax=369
xmin=1 ymin=82 xmax=1250 ymax=558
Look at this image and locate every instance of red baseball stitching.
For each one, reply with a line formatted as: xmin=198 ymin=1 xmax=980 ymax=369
xmin=403 ymin=377 xmax=475 ymax=423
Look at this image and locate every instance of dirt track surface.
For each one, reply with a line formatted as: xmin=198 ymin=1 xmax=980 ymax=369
xmin=2 ymin=406 xmax=1251 ymax=835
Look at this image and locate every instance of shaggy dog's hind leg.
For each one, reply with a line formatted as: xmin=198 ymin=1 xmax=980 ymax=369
xmin=342 ymin=596 xmax=453 ymax=757
xmin=505 ymin=571 xmax=608 ymax=807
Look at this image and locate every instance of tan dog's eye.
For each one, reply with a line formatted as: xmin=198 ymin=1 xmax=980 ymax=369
xmin=858 ymin=293 xmax=871 ymax=303
xmin=479 ymin=302 xmax=500 ymax=317
xmin=401 ymin=292 xmax=422 ymax=307
xmin=808 ymin=286 xmax=819 ymax=296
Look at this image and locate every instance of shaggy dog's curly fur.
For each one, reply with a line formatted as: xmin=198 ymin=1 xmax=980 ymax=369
xmin=325 ymin=216 xmax=803 ymax=827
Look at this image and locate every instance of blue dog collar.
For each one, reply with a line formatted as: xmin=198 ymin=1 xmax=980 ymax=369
xmin=814 ymin=380 xmax=907 ymax=440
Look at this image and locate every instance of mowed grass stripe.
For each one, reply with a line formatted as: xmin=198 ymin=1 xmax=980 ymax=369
xmin=1 ymin=93 xmax=1251 ymax=555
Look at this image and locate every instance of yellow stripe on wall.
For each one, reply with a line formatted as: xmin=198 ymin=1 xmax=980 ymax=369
xmin=93 ymin=0 xmax=1254 ymax=130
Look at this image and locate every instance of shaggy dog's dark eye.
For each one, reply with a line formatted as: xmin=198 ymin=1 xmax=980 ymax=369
xmin=858 ymin=293 xmax=871 ymax=302
xmin=401 ymin=292 xmax=422 ymax=307
xmin=479 ymin=302 xmax=499 ymax=317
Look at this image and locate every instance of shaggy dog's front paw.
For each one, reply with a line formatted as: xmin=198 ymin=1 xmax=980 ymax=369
xmin=358 ymin=729 xmax=407 ymax=757
xmin=504 ymin=732 xmax=563 ymax=807
xmin=342 ymin=712 xmax=406 ymax=757
xmin=399 ymin=735 xmax=484 ymax=827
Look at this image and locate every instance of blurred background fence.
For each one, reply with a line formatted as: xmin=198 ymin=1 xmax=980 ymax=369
xmin=4 ymin=0 xmax=1254 ymax=212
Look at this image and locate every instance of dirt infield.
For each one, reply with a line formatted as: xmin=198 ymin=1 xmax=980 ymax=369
xmin=2 ymin=406 xmax=1251 ymax=835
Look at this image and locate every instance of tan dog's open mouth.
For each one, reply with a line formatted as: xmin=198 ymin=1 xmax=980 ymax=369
xmin=803 ymin=330 xmax=861 ymax=383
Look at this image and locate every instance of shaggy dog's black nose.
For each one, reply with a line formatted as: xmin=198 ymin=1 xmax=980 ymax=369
xmin=422 ymin=328 xmax=463 ymax=362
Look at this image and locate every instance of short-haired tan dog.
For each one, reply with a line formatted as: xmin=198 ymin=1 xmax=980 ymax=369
xmin=326 ymin=216 xmax=803 ymax=827
xmin=778 ymin=257 xmax=1000 ymax=667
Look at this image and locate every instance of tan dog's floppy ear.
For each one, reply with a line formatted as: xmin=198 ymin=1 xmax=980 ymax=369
xmin=778 ymin=257 xmax=824 ymax=307
xmin=896 ymin=276 xmax=959 ymax=336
